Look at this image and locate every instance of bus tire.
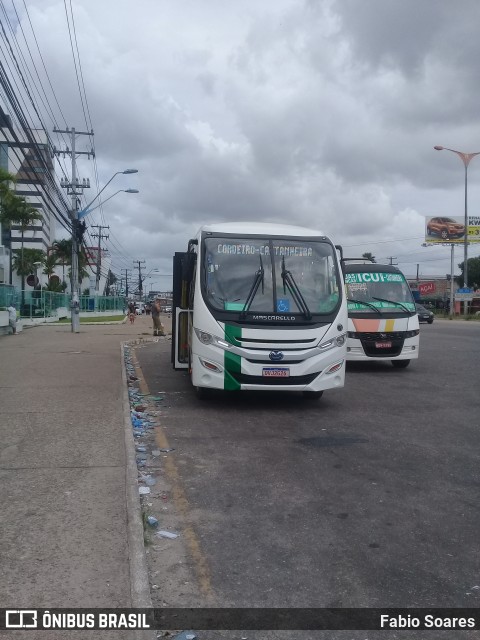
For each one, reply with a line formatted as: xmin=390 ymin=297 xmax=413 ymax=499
xmin=195 ymin=386 xmax=211 ymax=400
xmin=302 ymin=390 xmax=324 ymax=399
xmin=392 ymin=359 xmax=410 ymax=368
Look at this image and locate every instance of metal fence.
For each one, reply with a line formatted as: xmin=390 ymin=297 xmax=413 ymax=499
xmin=11 ymin=289 xmax=124 ymax=318
xmin=0 ymin=284 xmax=18 ymax=309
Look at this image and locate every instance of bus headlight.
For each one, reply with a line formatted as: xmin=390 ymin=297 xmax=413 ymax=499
xmin=195 ymin=329 xmax=213 ymax=345
xmin=194 ymin=328 xmax=232 ymax=349
xmin=319 ymin=333 xmax=346 ymax=350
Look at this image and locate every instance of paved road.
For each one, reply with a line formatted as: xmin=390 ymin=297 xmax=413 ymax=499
xmin=135 ymin=320 xmax=480 ymax=638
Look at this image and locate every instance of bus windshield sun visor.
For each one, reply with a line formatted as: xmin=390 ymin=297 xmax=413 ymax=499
xmin=347 ymin=298 xmax=382 ymax=315
xmin=372 ymin=297 xmax=412 ymax=314
xmin=281 ymin=256 xmax=312 ymax=320
xmin=240 ymin=255 xmax=264 ymax=319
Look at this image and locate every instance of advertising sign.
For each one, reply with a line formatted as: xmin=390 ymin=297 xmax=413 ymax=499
xmin=418 ymin=282 xmax=436 ymax=295
xmin=425 ymin=216 xmax=480 ymax=244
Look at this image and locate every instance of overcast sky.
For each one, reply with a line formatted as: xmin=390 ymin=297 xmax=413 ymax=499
xmin=6 ymin=0 xmax=480 ymax=288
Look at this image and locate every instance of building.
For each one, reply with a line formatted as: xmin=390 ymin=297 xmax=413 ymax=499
xmin=0 ymin=106 xmax=56 ymax=286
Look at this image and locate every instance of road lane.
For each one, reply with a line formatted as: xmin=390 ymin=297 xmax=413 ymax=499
xmin=135 ymin=320 xmax=480 ymax=636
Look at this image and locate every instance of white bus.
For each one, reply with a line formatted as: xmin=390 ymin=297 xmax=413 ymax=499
xmin=344 ymin=262 xmax=419 ymax=368
xmin=171 ymin=222 xmax=347 ymax=398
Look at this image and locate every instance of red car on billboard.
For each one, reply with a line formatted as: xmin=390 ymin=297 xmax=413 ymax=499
xmin=426 ymin=217 xmax=465 ymax=240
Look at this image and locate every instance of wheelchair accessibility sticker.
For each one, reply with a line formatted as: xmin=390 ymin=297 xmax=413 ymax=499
xmin=277 ymin=298 xmax=290 ymax=312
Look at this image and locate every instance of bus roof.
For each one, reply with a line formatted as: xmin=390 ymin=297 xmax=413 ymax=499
xmin=198 ymin=221 xmax=327 ymax=238
xmin=343 ymin=263 xmax=405 ymax=275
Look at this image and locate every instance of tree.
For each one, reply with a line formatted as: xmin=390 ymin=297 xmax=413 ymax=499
xmin=12 ymin=248 xmax=45 ymax=280
xmin=43 ymin=253 xmax=57 ymax=279
xmin=0 ymin=168 xmax=18 ymax=251
xmin=3 ymin=195 xmax=43 ymax=299
xmin=362 ymin=252 xmax=376 ymax=263
xmin=456 ymin=256 xmax=480 ymax=288
xmin=52 ymin=238 xmax=72 ymax=288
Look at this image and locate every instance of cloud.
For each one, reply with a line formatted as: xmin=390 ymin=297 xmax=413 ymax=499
xmin=7 ymin=0 xmax=479 ymax=282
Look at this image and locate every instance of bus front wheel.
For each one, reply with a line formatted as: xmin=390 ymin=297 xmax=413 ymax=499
xmin=195 ymin=385 xmax=211 ymax=400
xmin=392 ymin=359 xmax=410 ymax=369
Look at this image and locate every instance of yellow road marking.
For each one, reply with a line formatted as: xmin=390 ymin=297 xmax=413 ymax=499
xmin=130 ymin=348 xmax=214 ymax=601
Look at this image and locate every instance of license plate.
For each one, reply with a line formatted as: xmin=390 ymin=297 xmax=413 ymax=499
xmin=262 ymin=367 xmax=290 ymax=377
xmin=375 ymin=341 xmax=392 ymax=349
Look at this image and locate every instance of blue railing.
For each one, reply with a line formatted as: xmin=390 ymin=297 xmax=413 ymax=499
xmin=0 ymin=284 xmax=18 ymax=309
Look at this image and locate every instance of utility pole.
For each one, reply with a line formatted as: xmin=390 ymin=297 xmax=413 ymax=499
xmin=91 ymin=224 xmax=109 ymax=300
xmin=387 ymin=256 xmax=398 ymax=266
xmin=53 ymin=127 xmax=94 ymax=333
xmin=133 ymin=260 xmax=145 ymax=298
xmin=122 ymin=268 xmax=131 ymax=297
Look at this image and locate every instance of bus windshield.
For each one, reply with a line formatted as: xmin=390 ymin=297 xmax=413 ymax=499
xmin=345 ymin=271 xmax=415 ymax=313
xmin=203 ymin=236 xmax=341 ymax=316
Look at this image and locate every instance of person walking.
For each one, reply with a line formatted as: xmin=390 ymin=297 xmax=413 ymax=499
xmin=7 ymin=303 xmax=17 ymax=335
xmin=152 ymin=298 xmax=165 ymax=336
xmin=128 ymin=301 xmax=136 ymax=324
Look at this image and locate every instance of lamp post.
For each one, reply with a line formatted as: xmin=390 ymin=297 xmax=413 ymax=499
xmin=67 ymin=169 xmax=138 ymax=332
xmin=78 ymin=169 xmax=137 ymax=217
xmin=33 ymin=261 xmax=42 ymax=287
xmin=434 ymin=146 xmax=480 ymax=314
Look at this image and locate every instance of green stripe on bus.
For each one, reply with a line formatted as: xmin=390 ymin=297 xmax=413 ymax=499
xmin=224 ymin=324 xmax=242 ymax=390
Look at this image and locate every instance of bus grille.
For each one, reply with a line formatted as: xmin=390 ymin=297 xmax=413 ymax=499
xmin=230 ymin=372 xmax=320 ymax=386
xmin=360 ymin=333 xmax=405 ymax=357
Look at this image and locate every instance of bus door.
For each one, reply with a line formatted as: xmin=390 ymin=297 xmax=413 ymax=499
xmin=171 ymin=249 xmax=196 ymax=369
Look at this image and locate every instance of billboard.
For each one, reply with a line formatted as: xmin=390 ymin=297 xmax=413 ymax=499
xmin=425 ymin=216 xmax=480 ymax=244
xmin=418 ymin=281 xmax=436 ymax=295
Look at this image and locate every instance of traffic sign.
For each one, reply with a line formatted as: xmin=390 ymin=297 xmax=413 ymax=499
xmin=457 ymin=287 xmax=473 ymax=293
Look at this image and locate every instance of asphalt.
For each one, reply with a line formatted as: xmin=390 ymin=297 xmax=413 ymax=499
xmin=0 ymin=312 xmax=171 ymax=640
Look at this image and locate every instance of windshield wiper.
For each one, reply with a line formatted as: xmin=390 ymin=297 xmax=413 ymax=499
xmin=281 ymin=257 xmax=312 ymax=319
xmin=240 ymin=255 xmax=264 ymax=318
xmin=372 ymin=297 xmax=412 ymax=314
xmin=347 ymin=298 xmax=382 ymax=315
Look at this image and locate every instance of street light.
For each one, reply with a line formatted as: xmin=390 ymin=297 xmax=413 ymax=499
xmin=78 ymin=169 xmax=138 ymax=218
xmin=33 ymin=261 xmax=42 ymax=289
xmin=434 ymin=146 xmax=480 ymax=299
xmin=69 ymin=169 xmax=138 ymax=333
xmin=78 ymin=189 xmax=139 ymax=218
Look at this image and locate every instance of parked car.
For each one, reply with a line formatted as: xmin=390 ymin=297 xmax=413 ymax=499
xmin=416 ymin=303 xmax=434 ymax=324
xmin=426 ymin=217 xmax=465 ymax=240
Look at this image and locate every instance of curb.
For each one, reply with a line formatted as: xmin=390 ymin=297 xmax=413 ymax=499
xmin=120 ymin=342 xmax=157 ymax=640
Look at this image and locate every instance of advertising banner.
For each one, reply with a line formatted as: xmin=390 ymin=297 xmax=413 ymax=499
xmin=418 ymin=282 xmax=436 ymax=295
xmin=425 ymin=216 xmax=480 ymax=244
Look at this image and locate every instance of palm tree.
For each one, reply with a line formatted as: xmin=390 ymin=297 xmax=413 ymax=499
xmin=362 ymin=252 xmax=376 ymax=263
xmin=12 ymin=248 xmax=45 ymax=282
xmin=5 ymin=196 xmax=43 ymax=300
xmin=43 ymin=253 xmax=57 ymax=279
xmin=52 ymin=238 xmax=72 ymax=287
xmin=0 ymin=168 xmax=17 ymax=255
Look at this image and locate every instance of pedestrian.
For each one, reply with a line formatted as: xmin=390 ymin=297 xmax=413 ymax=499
xmin=128 ymin=301 xmax=136 ymax=324
xmin=7 ymin=303 xmax=17 ymax=335
xmin=152 ymin=298 xmax=165 ymax=336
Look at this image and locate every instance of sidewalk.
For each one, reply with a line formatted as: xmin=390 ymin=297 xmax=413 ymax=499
xmin=0 ymin=313 xmax=169 ymax=638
